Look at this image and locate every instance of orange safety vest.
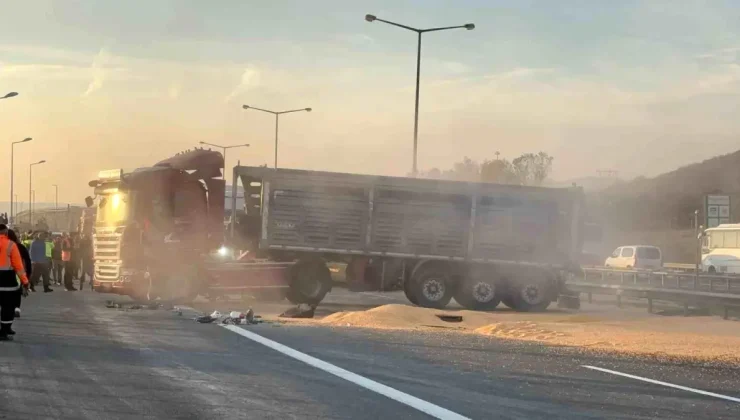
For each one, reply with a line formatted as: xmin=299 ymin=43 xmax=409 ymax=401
xmin=62 ymin=239 xmax=72 ymax=262
xmin=0 ymin=236 xmax=28 ymax=291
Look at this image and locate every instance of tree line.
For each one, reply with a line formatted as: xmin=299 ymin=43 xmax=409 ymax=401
xmin=417 ymin=152 xmax=554 ymax=186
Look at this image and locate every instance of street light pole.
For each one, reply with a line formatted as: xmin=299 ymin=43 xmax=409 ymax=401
xmin=53 ymin=184 xmax=58 ymax=230
xmin=242 ymin=105 xmax=312 ymax=169
xmin=10 ymin=137 xmax=32 ymax=224
xmin=29 ymin=160 xmax=46 ymax=226
xmin=1 ymin=92 xmax=18 ymax=100
xmin=365 ymin=14 xmax=475 ymax=176
xmin=198 ymin=142 xmax=250 ymax=183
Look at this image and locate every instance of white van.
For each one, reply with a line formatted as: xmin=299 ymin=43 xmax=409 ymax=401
xmin=701 ymin=224 xmax=740 ymax=274
xmin=604 ymin=245 xmax=663 ymax=270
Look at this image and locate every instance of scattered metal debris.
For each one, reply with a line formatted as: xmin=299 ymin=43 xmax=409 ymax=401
xmin=195 ymin=315 xmax=217 ymax=324
xmin=279 ymin=304 xmax=316 ymax=319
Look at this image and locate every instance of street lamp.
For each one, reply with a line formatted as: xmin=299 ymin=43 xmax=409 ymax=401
xmin=242 ymin=105 xmax=312 ymax=169
xmin=29 ymin=160 xmax=46 ymax=225
xmin=198 ymin=142 xmax=250 ymax=181
xmin=10 ymin=137 xmax=32 ymax=224
xmin=365 ymin=14 xmax=475 ymax=176
xmin=1 ymin=92 xmax=18 ymax=99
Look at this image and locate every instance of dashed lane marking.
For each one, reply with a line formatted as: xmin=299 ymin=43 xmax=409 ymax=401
xmin=222 ymin=324 xmax=471 ymax=420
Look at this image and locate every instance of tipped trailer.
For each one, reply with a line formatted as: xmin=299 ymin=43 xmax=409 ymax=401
xmin=230 ymin=166 xmax=585 ymax=311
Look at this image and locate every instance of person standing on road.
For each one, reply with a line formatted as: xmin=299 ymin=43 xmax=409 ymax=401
xmin=0 ymin=224 xmax=30 ymax=340
xmin=30 ymin=232 xmax=53 ymax=293
xmin=51 ymin=235 xmax=63 ymax=286
xmin=62 ymin=233 xmax=76 ymax=291
xmin=70 ymin=233 xmax=80 ymax=281
xmin=22 ymin=231 xmax=32 ymax=249
xmin=79 ymin=233 xmax=93 ymax=290
xmin=7 ymin=229 xmax=32 ymax=319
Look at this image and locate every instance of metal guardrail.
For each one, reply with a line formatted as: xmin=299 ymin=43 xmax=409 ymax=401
xmin=567 ymin=267 xmax=740 ymax=319
xmin=662 ymin=262 xmax=696 ymax=271
xmin=581 ymin=267 xmax=740 ymax=294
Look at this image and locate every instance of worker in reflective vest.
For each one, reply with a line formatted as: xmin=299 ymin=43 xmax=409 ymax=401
xmin=0 ymin=224 xmax=30 ymax=340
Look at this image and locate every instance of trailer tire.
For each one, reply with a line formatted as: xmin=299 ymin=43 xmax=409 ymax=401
xmin=454 ymin=276 xmax=500 ymax=311
xmin=509 ymin=281 xmax=552 ymax=312
xmin=402 ymin=276 xmax=419 ymax=305
xmin=286 ymin=259 xmax=332 ymax=305
xmin=409 ymin=262 xmax=454 ymax=309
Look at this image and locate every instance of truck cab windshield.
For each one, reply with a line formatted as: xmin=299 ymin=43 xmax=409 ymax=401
xmin=96 ymin=192 xmax=130 ymax=226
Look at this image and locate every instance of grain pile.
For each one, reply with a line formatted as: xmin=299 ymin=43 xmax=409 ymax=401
xmin=293 ymin=304 xmax=740 ymax=363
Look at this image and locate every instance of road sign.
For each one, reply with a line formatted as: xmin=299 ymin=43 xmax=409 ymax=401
xmin=705 ymin=195 xmax=731 ymax=228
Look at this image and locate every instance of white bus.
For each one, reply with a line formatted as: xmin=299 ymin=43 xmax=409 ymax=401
xmin=701 ymin=224 xmax=740 ymax=274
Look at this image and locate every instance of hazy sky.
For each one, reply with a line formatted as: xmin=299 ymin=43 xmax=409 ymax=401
xmin=2 ymin=0 xmax=740 ymax=205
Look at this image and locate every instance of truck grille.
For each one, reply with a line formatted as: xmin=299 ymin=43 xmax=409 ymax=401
xmin=93 ymin=226 xmax=123 ymax=281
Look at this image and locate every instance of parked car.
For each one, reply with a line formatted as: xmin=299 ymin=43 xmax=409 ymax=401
xmin=604 ymin=245 xmax=663 ymax=269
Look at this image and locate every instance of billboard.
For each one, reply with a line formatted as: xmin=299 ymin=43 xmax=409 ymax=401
xmin=705 ymin=195 xmax=731 ymax=228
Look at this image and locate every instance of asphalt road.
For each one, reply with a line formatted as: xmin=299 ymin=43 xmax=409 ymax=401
xmin=0 ymin=287 xmax=738 ymax=419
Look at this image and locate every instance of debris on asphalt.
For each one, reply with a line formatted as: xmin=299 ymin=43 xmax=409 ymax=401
xmin=210 ymin=310 xmax=222 ymax=319
xmin=279 ymin=304 xmax=316 ymax=319
xmin=436 ymin=314 xmax=463 ymax=323
xmin=129 ymin=304 xmax=143 ymax=310
xmin=105 ymin=300 xmax=121 ymax=309
xmin=195 ymin=315 xmax=217 ymax=323
xmin=172 ymin=306 xmax=183 ymax=316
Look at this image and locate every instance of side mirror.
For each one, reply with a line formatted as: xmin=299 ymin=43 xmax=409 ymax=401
xmin=85 ymin=196 xmax=94 ymax=208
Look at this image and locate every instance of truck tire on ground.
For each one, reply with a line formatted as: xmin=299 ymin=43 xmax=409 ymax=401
xmin=286 ymin=259 xmax=332 ymax=305
xmin=509 ymin=281 xmax=552 ymax=312
xmin=454 ymin=274 xmax=500 ymax=311
xmin=161 ymin=264 xmax=204 ymax=304
xmin=409 ymin=261 xmax=454 ymax=309
xmin=402 ymin=275 xmax=419 ymax=305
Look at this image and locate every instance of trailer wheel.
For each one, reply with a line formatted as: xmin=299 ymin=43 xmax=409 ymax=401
xmin=409 ymin=262 xmax=454 ymax=309
xmin=402 ymin=276 xmax=419 ymax=305
xmin=286 ymin=259 xmax=332 ymax=305
xmin=510 ymin=281 xmax=552 ymax=312
xmin=454 ymin=275 xmax=500 ymax=311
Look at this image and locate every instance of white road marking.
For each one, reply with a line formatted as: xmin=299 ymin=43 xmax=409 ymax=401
xmin=583 ymin=365 xmax=740 ymax=404
xmin=221 ymin=325 xmax=471 ymax=420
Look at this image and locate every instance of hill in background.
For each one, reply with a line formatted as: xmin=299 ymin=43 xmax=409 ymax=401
xmin=586 ymin=149 xmax=740 ymax=262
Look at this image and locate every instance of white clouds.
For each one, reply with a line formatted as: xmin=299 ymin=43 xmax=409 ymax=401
xmin=442 ymin=61 xmax=470 ymax=74
xmin=83 ymin=47 xmax=111 ymax=96
xmin=695 ymin=47 xmax=740 ymax=62
xmin=225 ymin=66 xmax=261 ymax=101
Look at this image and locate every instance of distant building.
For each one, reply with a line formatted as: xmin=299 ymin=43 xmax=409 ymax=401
xmin=14 ymin=205 xmax=84 ymax=232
